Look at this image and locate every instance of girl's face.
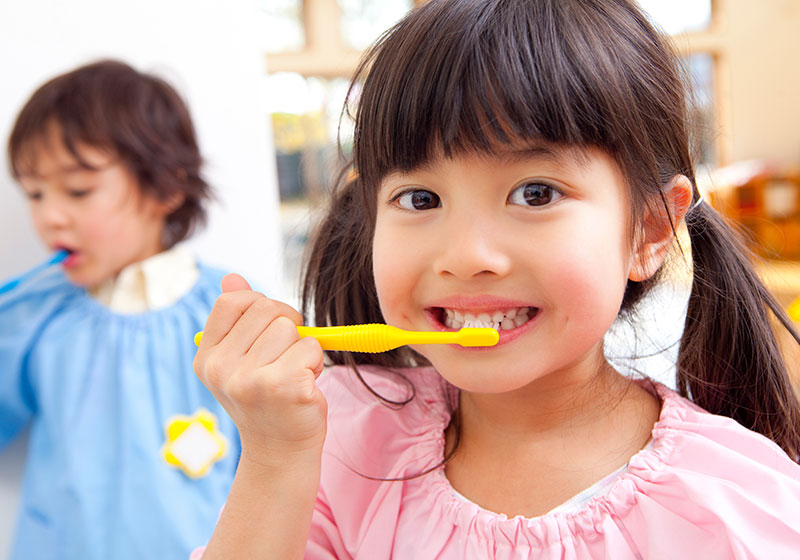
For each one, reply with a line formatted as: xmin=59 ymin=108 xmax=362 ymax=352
xmin=18 ymin=131 xmax=172 ymax=288
xmin=373 ymin=145 xmax=640 ymax=394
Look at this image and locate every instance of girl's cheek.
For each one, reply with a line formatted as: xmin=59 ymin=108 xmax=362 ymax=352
xmin=372 ymin=259 xmax=414 ymax=324
xmin=373 ymin=269 xmax=401 ymax=320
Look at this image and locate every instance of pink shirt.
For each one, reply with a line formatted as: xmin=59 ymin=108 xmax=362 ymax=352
xmin=305 ymin=366 xmax=800 ymax=559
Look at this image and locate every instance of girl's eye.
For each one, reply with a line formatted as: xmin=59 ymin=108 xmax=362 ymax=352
xmin=68 ymin=189 xmax=91 ymax=199
xmin=393 ymin=189 xmax=441 ymax=211
xmin=508 ymin=182 xmax=562 ymax=207
xmin=25 ymin=191 xmax=43 ymax=201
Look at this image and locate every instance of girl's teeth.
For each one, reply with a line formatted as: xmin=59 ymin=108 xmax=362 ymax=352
xmin=443 ymin=308 xmax=532 ymax=331
xmin=463 ymin=318 xmax=496 ymax=329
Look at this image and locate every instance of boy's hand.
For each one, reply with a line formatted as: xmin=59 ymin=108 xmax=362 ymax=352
xmin=193 ymin=273 xmax=327 ymax=467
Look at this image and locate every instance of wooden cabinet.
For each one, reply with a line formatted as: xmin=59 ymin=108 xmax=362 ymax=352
xmin=710 ymin=167 xmax=800 ymax=260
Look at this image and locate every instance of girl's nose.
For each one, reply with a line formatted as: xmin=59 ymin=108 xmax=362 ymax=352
xmin=432 ymin=217 xmax=512 ymax=279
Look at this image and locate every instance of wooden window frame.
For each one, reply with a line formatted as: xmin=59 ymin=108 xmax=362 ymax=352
xmin=266 ymin=0 xmax=425 ymax=78
xmin=267 ymin=0 xmax=728 ymax=165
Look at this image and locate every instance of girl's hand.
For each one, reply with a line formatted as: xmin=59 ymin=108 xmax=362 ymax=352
xmin=193 ymin=273 xmax=327 ymax=466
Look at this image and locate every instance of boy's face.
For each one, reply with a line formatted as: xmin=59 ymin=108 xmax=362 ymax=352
xmin=17 ymin=131 xmax=173 ymax=288
xmin=372 ymin=145 xmax=639 ymax=395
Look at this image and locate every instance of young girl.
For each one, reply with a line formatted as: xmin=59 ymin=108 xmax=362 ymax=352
xmin=1 ymin=60 xmax=240 ymax=560
xmin=193 ymin=0 xmax=800 ymax=557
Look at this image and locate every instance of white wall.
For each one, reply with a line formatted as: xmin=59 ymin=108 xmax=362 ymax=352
xmin=0 ymin=1 xmax=282 ymax=556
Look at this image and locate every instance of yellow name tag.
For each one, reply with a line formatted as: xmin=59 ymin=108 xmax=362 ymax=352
xmin=162 ymin=409 xmax=228 ymax=478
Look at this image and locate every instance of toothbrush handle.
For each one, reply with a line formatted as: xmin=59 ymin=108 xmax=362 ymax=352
xmin=0 ymin=250 xmax=69 ymax=295
xmin=0 ymin=279 xmax=21 ymax=295
xmin=297 ymin=324 xmax=407 ymax=352
xmin=193 ymin=326 xmax=402 ymax=352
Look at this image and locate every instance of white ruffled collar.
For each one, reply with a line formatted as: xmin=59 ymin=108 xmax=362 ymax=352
xmin=89 ymin=245 xmax=199 ymax=313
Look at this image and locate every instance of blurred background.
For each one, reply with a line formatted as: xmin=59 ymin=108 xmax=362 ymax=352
xmin=1 ymin=0 xmax=799 ymax=556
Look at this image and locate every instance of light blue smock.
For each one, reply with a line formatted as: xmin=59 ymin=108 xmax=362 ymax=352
xmin=0 ymin=264 xmax=240 ymax=560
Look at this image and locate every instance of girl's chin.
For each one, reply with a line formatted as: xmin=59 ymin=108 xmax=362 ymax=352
xmin=438 ymin=372 xmax=533 ymax=395
xmin=419 ymin=351 xmax=531 ymax=392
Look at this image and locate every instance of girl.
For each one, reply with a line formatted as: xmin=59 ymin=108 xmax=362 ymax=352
xmin=1 ymin=60 xmax=240 ymax=559
xmin=193 ymin=0 xmax=800 ymax=558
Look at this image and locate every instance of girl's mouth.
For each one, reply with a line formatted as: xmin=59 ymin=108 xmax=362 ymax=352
xmin=433 ymin=306 xmax=539 ymax=331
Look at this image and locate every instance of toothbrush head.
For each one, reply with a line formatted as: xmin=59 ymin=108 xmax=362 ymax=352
xmin=50 ymin=249 xmax=70 ymax=264
xmin=456 ymin=327 xmax=500 ymax=347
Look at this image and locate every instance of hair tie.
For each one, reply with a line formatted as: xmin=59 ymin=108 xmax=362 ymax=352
xmin=688 ymin=193 xmax=704 ymax=213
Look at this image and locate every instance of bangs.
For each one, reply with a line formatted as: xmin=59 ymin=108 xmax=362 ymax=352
xmin=10 ymin=119 xmax=113 ymax=179
xmin=350 ymin=0 xmax=686 ymax=190
xmin=9 ymin=83 xmax=114 ymax=178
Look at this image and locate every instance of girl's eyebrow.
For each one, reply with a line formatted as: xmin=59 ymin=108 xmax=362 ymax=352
xmin=500 ymin=144 xmax=589 ymax=168
xmin=384 ymin=144 xmax=588 ymax=181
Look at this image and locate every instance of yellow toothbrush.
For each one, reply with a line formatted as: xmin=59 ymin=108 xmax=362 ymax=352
xmin=193 ymin=324 xmax=499 ymax=353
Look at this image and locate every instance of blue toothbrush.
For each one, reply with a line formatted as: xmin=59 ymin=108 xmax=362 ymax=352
xmin=0 ymin=250 xmax=70 ymax=295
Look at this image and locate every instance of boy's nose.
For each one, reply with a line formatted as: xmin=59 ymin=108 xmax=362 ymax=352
xmin=37 ymin=196 xmax=71 ymax=229
xmin=432 ymin=217 xmax=512 ymax=279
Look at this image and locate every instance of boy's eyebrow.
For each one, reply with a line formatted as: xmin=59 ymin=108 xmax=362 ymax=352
xmin=59 ymin=164 xmax=102 ymax=175
xmin=18 ymin=166 xmax=90 ymax=180
xmin=18 ymin=161 xmax=115 ymax=180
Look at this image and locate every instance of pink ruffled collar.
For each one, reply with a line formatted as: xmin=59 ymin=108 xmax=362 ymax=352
xmin=406 ymin=375 xmax=694 ymax=547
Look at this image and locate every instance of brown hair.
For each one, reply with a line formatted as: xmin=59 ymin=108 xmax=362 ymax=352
xmin=7 ymin=59 xmax=212 ymax=248
xmin=303 ymin=0 xmax=800 ymax=458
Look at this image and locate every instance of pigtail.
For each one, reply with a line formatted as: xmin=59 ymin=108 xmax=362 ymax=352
xmin=300 ymin=173 xmax=384 ymax=365
xmin=300 ymin=173 xmax=419 ymax=408
xmin=300 ymin=171 xmax=422 ymax=373
xmin=679 ymin=202 xmax=800 ymax=460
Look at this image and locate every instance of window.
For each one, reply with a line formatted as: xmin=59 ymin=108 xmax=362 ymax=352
xmin=266 ymin=73 xmax=353 ymax=203
xmin=637 ymin=0 xmax=720 ymax=168
xmin=685 ymin=52 xmax=716 ymax=167
xmin=265 ymin=0 xmax=419 ymax=302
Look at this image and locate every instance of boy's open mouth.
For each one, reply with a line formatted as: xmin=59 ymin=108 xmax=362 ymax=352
xmin=53 ymin=246 xmax=78 ymax=267
xmin=53 ymin=245 xmax=75 ymax=255
xmin=433 ymin=307 xmax=538 ymax=331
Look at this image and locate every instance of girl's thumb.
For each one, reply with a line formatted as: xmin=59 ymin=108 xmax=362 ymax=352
xmin=220 ymin=273 xmax=252 ymax=293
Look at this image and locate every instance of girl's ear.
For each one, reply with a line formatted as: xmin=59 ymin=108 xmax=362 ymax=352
xmin=628 ymin=175 xmax=693 ymax=282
